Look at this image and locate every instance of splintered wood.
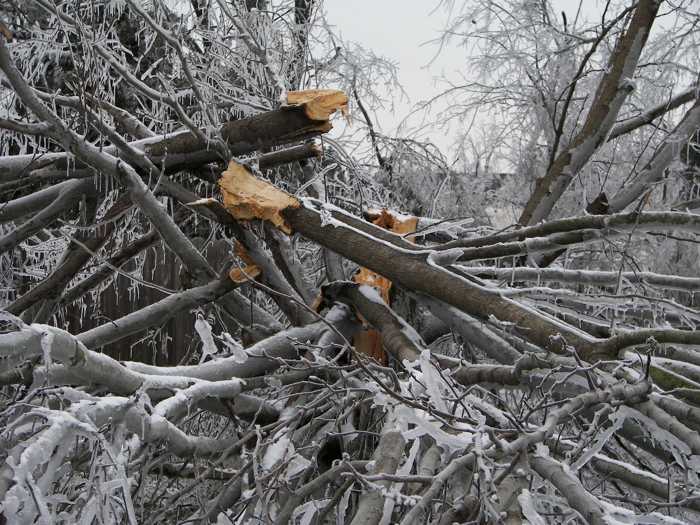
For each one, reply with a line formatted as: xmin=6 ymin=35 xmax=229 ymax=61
xmin=217 ymin=159 xmax=417 ymax=366
xmin=218 ymin=90 xmax=347 ymax=234
xmin=354 ymin=208 xmax=419 ymax=301
xmin=353 ymin=209 xmax=418 ymax=364
xmin=0 ymin=21 xmax=12 ymax=42
xmin=286 ymin=89 xmax=349 ymax=122
xmin=229 ymin=241 xmax=261 ymax=283
xmin=219 ymin=160 xmax=300 ymax=234
xmin=366 ymin=208 xmax=419 ymax=237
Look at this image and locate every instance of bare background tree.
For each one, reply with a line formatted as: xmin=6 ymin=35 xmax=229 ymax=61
xmin=1 ymin=0 xmax=700 ymax=523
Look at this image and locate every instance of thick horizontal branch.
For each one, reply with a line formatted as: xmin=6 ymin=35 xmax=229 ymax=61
xmin=139 ymin=109 xmax=328 ymax=173
xmin=608 ymin=84 xmax=699 ymax=140
xmin=2 ymin=325 xmax=346 ymax=446
xmin=458 ymin=266 xmax=700 ymax=292
xmin=0 ymin=178 xmax=80 ymax=222
xmin=123 ymin=321 xmax=327 ymax=380
xmin=0 ymin=142 xmax=321 ymax=196
xmin=277 ymin=200 xmax=700 ymax=360
xmin=438 ymin=211 xmax=700 ymax=254
xmin=0 ymin=179 xmax=93 ymax=253
xmin=590 ymin=452 xmax=700 ymax=512
xmin=1 ymin=325 xmax=197 ymax=394
xmin=76 ymin=275 xmax=240 ymax=349
xmin=255 ymin=143 xmax=321 ymax=169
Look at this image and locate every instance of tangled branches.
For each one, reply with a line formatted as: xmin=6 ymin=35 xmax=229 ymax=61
xmin=1 ymin=0 xmax=700 ymax=523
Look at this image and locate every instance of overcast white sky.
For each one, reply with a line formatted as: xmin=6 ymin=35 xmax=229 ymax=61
xmin=323 ymin=1 xmax=463 ymax=154
xmin=323 ymin=0 xmax=605 ymax=157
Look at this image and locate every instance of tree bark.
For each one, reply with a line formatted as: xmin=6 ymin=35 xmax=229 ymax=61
xmin=519 ymin=0 xmax=660 ymax=226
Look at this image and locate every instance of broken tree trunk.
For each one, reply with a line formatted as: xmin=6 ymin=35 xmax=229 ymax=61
xmin=217 ymin=166 xmax=700 ymax=363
